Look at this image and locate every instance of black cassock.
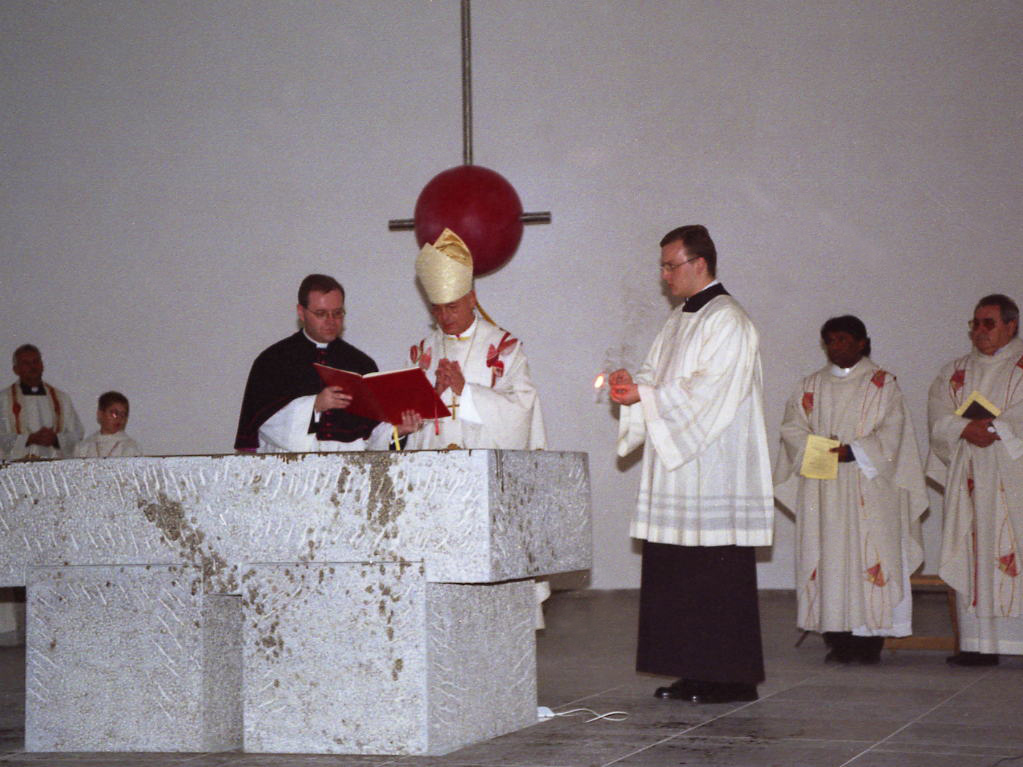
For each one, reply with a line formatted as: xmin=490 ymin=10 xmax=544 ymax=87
xmin=636 ymin=541 xmax=765 ymax=685
xmin=234 ymin=331 xmax=379 ymax=451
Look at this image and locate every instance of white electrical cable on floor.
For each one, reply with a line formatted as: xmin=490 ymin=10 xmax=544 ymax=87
xmin=537 ymin=706 xmax=629 ymax=723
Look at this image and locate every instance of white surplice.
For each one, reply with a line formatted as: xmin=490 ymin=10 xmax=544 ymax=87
xmin=775 ymin=358 xmax=927 ymax=636
xmin=258 ymin=395 xmax=394 ymax=453
xmin=0 ymin=382 xmax=83 ymax=460
xmin=617 ymin=294 xmax=774 ymax=547
xmin=73 ymin=430 xmax=143 ymax=458
xmin=928 ymin=336 xmax=1023 ymax=654
xmin=406 ymin=317 xmax=546 ymax=451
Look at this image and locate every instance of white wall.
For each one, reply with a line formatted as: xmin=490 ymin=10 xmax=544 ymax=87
xmin=3 ymin=0 xmax=1021 ymax=589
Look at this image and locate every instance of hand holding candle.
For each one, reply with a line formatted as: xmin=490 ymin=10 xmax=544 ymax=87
xmin=609 ymin=369 xmax=640 ymax=405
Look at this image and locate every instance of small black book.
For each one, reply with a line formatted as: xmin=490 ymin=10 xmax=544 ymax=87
xmin=960 ymin=400 xmax=998 ymax=419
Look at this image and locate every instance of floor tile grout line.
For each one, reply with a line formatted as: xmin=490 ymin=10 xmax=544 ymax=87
xmin=593 ymin=660 xmax=937 ymax=767
xmin=596 ymin=678 xmax=826 ymax=767
xmin=637 ymin=735 xmax=876 ymax=745
xmin=836 ymin=667 xmax=997 ymax=767
xmin=547 ymin=659 xmax=843 ymax=715
xmin=602 ymin=697 xmax=786 ymax=766
xmin=548 ymin=683 xmax=632 ymax=709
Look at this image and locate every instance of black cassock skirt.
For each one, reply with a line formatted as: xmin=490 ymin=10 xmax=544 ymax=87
xmin=636 ymin=540 xmax=765 ymax=684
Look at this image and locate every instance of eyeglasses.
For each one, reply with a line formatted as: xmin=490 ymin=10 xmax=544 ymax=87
xmin=308 ymin=309 xmax=345 ymax=320
xmin=968 ymin=318 xmax=1000 ymax=331
xmin=660 ymin=255 xmax=702 ymax=273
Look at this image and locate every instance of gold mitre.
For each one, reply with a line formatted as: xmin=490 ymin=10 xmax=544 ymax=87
xmin=416 ymin=228 xmax=474 ymax=304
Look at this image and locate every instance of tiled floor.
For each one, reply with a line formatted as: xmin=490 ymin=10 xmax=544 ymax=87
xmin=2 ymin=589 xmax=1021 ymax=766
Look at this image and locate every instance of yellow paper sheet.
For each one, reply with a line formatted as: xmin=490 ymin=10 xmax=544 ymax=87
xmin=800 ymin=434 xmax=840 ymax=480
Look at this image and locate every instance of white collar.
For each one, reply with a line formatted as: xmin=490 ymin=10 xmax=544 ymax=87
xmin=303 ymin=329 xmax=329 ymax=349
xmin=991 ymin=342 xmax=1015 ymax=357
xmin=445 ymin=318 xmax=478 ymax=341
xmin=829 ymin=356 xmax=868 ymax=378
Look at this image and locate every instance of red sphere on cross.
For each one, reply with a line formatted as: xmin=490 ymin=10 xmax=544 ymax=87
xmin=413 ymin=165 xmax=524 ymax=276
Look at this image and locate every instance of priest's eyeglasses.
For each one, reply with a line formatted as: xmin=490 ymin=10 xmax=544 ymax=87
xmin=968 ymin=318 xmax=999 ymax=331
xmin=309 ymin=309 xmax=346 ymax=320
xmin=660 ymin=255 xmax=702 ymax=273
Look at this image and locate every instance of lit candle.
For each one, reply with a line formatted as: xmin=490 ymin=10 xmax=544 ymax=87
xmin=593 ymin=371 xmax=610 ymax=403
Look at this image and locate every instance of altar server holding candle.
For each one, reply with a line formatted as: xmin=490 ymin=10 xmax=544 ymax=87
xmin=610 ymin=225 xmax=774 ymax=704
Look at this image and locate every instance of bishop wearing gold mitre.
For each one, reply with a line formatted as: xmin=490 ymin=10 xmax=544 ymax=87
xmin=405 ymin=228 xmax=546 ymax=451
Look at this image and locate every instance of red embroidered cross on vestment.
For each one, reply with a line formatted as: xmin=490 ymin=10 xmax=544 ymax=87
xmin=486 ymin=332 xmax=518 ymax=387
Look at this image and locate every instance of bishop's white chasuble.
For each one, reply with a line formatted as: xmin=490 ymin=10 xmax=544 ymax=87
xmin=406 ymin=317 xmax=546 ymax=451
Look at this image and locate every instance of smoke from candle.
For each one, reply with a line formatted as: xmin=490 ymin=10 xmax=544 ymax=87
xmin=594 ymin=269 xmax=671 ymax=404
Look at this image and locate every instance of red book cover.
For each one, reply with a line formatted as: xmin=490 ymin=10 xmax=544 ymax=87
xmin=313 ymin=364 xmax=451 ymax=424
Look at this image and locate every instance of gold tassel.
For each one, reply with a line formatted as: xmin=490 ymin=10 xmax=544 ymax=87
xmin=475 ymin=300 xmax=497 ymax=326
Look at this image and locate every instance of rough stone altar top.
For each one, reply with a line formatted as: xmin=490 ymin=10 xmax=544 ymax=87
xmin=0 ymin=450 xmax=591 ymax=592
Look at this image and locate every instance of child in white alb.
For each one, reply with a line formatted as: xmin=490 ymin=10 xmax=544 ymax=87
xmin=74 ymin=391 xmax=143 ymax=458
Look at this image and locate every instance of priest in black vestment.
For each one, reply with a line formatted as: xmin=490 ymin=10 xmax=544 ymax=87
xmin=234 ymin=274 xmax=411 ymax=452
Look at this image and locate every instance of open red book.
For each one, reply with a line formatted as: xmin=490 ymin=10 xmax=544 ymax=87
xmin=313 ymin=364 xmax=451 ymax=424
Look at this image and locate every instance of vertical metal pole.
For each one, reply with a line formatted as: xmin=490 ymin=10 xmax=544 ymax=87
xmin=461 ymin=0 xmax=473 ymax=165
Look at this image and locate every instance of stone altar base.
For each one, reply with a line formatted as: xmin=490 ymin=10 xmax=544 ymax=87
xmin=24 ymin=564 xmax=242 ymax=752
xmin=242 ymin=564 xmax=535 ymax=755
xmin=1 ymin=451 xmax=591 ymax=754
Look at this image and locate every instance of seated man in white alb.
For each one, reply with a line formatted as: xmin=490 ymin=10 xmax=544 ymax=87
xmin=405 ymin=229 xmax=546 ymax=451
xmin=0 ymin=344 xmax=83 ymax=460
xmin=74 ymin=391 xmax=143 ymax=458
xmin=234 ymin=273 xmax=418 ymax=453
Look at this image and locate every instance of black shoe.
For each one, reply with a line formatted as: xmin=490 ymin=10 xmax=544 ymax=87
xmin=824 ymin=631 xmax=853 ymax=664
xmin=666 ymin=683 xmax=757 ymax=707
xmin=654 ymin=679 xmax=699 ymax=700
xmin=688 ymin=681 xmax=759 ymax=705
xmin=946 ymin=651 xmax=999 ymax=667
xmin=825 ymin=649 xmax=852 ymax=664
xmin=851 ymin=636 xmax=884 ymax=665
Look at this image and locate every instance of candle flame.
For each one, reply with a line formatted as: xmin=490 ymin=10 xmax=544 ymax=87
xmin=593 ymin=373 xmax=606 ymax=389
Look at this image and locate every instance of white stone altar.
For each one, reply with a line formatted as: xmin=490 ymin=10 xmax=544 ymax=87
xmin=0 ymin=450 xmax=591 ymax=755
